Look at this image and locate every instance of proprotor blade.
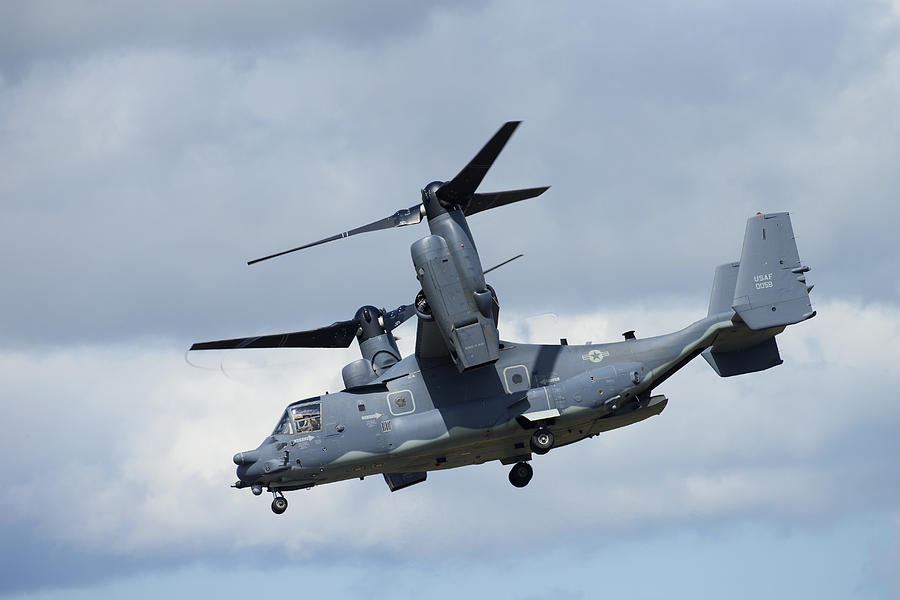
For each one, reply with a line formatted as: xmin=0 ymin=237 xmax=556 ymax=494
xmin=190 ymin=319 xmax=361 ymax=350
xmin=381 ymin=303 xmax=416 ymax=332
xmin=483 ymin=253 xmax=524 ymax=275
xmin=436 ymin=121 xmax=521 ymax=206
xmin=465 ymin=186 xmax=550 ymax=217
xmin=248 ymin=203 xmax=424 ymax=265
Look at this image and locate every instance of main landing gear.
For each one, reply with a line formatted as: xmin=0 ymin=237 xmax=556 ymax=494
xmin=271 ymin=491 xmax=288 ymax=514
xmin=529 ymin=427 xmax=554 ymax=455
xmin=508 ymin=461 xmax=533 ymax=487
xmin=508 ymin=428 xmax=555 ymax=488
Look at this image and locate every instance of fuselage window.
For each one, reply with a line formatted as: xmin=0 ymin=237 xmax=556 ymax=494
xmin=291 ymin=402 xmax=322 ymax=433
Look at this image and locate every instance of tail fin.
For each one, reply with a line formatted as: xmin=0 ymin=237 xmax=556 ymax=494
xmin=731 ymin=212 xmax=815 ymax=330
xmin=707 ymin=261 xmax=740 ymax=317
xmin=702 ymin=212 xmax=815 ymax=377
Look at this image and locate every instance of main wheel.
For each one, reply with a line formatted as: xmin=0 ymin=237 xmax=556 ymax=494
xmin=508 ymin=461 xmax=533 ymax=488
xmin=530 ymin=428 xmax=554 ymax=455
xmin=271 ymin=495 xmax=288 ymax=514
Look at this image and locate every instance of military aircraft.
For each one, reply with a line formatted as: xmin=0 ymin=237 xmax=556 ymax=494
xmin=191 ymin=122 xmax=816 ymax=514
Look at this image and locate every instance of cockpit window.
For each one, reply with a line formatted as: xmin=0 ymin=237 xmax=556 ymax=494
xmin=273 ymin=396 xmax=323 ymax=436
xmin=272 ymin=410 xmax=293 ymax=436
xmin=291 ymin=402 xmax=322 ymax=433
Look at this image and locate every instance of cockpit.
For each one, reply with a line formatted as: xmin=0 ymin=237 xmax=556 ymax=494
xmin=272 ymin=397 xmax=323 ymax=436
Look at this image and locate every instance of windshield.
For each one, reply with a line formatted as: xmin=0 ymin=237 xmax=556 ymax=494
xmin=272 ymin=410 xmax=293 ymax=435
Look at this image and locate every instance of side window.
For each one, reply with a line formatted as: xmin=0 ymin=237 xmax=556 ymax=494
xmin=387 ymin=390 xmax=415 ymax=416
xmin=291 ymin=403 xmax=322 ymax=433
xmin=503 ymin=365 xmax=531 ymax=394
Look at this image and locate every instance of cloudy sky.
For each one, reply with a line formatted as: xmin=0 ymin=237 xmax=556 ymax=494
xmin=2 ymin=1 xmax=900 ymax=597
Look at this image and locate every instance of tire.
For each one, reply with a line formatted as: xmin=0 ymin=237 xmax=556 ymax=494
xmin=508 ymin=461 xmax=533 ymax=488
xmin=530 ymin=428 xmax=554 ymax=455
xmin=271 ymin=496 xmax=288 ymax=514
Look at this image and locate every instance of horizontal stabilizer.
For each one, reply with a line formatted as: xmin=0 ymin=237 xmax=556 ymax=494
xmin=702 ymin=336 xmax=783 ymax=377
xmin=732 ymin=212 xmax=815 ymax=330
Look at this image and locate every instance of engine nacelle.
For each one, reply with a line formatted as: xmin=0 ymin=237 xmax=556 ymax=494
xmin=342 ymin=359 xmax=376 ymax=389
xmin=411 ymin=234 xmax=500 ymax=371
xmin=342 ymin=307 xmax=403 ymax=390
xmin=361 ymin=333 xmax=401 ymax=373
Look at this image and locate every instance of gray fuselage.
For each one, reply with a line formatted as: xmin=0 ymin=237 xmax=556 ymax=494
xmin=235 ymin=312 xmax=742 ymax=491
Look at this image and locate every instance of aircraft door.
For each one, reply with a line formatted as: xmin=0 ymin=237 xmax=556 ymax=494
xmin=288 ymin=400 xmax=326 ymax=470
xmin=323 ymin=399 xmax=345 ymax=460
xmin=354 ymin=396 xmax=391 ymax=455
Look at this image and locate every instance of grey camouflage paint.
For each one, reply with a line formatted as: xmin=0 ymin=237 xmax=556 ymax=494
xmin=232 ymin=210 xmax=814 ymax=499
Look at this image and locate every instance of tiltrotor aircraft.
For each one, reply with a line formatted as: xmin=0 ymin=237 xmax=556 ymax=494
xmin=191 ymin=122 xmax=816 ymax=514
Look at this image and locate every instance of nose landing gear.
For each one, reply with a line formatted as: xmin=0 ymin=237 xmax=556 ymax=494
xmin=271 ymin=492 xmax=288 ymax=514
xmin=508 ymin=461 xmax=533 ymax=488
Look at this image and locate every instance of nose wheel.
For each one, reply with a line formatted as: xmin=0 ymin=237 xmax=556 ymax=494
xmin=271 ymin=492 xmax=288 ymax=514
xmin=508 ymin=461 xmax=533 ymax=488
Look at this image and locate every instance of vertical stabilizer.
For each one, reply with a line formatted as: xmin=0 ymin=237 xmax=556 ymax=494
xmin=708 ymin=262 xmax=740 ymax=317
xmin=732 ymin=212 xmax=815 ymax=330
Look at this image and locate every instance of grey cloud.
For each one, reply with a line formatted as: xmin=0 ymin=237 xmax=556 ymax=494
xmin=0 ymin=2 xmax=900 ymax=593
xmin=3 ymin=3 xmax=900 ymax=592
xmin=3 ymin=1 xmax=899 ymax=349
xmin=0 ymin=1 xmax=485 ymax=80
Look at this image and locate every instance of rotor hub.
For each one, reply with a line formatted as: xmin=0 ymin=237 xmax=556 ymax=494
xmin=354 ymin=305 xmax=386 ymax=342
xmin=421 ymin=180 xmax=450 ymax=218
xmin=421 ymin=180 xmax=444 ymax=200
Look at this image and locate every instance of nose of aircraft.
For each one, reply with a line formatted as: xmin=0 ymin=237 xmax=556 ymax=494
xmin=235 ymin=448 xmax=270 ymax=484
xmin=233 ymin=449 xmax=260 ymax=466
